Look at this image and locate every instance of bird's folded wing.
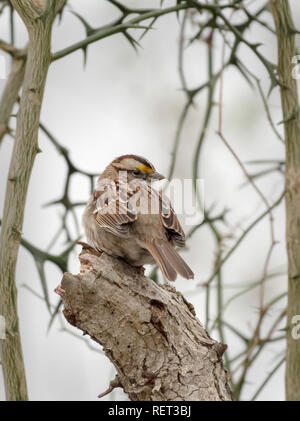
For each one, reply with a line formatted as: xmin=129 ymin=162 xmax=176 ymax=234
xmin=94 ymin=188 xmax=137 ymax=238
xmin=159 ymin=191 xmax=185 ymax=247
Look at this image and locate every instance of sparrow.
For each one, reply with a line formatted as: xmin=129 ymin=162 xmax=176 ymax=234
xmin=82 ymin=154 xmax=194 ymax=282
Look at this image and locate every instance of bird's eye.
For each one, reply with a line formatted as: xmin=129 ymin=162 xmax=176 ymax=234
xmin=132 ymin=170 xmax=141 ymax=177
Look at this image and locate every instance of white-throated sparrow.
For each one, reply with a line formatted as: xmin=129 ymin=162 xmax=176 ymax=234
xmin=82 ymin=154 xmax=194 ymax=282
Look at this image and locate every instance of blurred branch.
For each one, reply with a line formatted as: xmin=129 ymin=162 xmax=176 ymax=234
xmin=235 ymin=58 xmax=284 ymax=144
xmin=9 ymin=2 xmax=14 ymax=45
xmin=270 ymin=0 xmax=300 ymax=401
xmin=39 ymin=122 xmax=97 ymax=239
xmin=174 ymin=1 xmax=287 ymax=399
xmin=0 ymin=54 xmax=26 ymax=145
xmin=204 ymin=191 xmax=285 ymax=286
xmin=233 ymin=307 xmax=286 ymax=399
xmin=211 ymin=270 xmax=286 ymax=333
xmin=217 ymin=31 xmax=278 ymax=315
xmin=52 ymin=3 xmax=193 ymax=61
xmin=21 ymin=283 xmax=103 ymax=354
xmin=0 ymin=39 xmax=26 ymax=57
xmin=250 ymin=356 xmax=285 ymax=401
xmin=20 ymin=235 xmax=77 ymax=314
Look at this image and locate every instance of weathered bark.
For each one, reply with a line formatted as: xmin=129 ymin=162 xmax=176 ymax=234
xmin=0 ymin=0 xmax=64 ymax=401
xmin=270 ymin=0 xmax=300 ymax=401
xmin=57 ymin=246 xmax=232 ymax=401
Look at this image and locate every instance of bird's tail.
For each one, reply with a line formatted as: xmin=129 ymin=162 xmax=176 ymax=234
xmin=145 ymin=241 xmax=194 ymax=282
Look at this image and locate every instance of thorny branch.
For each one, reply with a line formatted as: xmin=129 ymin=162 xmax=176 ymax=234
xmin=0 ymin=0 xmax=288 ymax=400
xmin=169 ymin=0 xmax=287 ymax=400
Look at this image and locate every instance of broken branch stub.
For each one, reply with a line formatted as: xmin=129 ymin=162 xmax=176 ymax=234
xmin=56 ymin=245 xmax=232 ymax=401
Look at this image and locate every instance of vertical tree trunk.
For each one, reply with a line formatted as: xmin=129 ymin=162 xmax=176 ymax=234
xmin=270 ymin=0 xmax=300 ymax=401
xmin=0 ymin=0 xmax=63 ymax=401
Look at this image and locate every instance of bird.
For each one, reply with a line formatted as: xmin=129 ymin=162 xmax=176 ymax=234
xmin=82 ymin=154 xmax=194 ymax=282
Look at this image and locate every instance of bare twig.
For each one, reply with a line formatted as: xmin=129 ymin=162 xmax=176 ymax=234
xmin=98 ymin=376 xmax=121 ymax=399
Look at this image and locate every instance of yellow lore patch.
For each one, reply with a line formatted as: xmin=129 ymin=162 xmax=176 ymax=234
xmin=137 ymin=164 xmax=153 ymax=174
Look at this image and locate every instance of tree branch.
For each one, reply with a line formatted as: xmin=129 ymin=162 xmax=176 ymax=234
xmin=269 ymin=0 xmax=300 ymax=402
xmin=0 ymin=0 xmax=64 ymax=401
xmin=56 ymin=246 xmax=232 ymax=401
xmin=52 ymin=4 xmax=192 ymax=62
xmin=0 ymin=55 xmax=25 ymax=144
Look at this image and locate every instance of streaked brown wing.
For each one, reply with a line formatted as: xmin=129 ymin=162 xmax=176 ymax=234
xmin=159 ymin=191 xmax=185 ymax=247
xmin=94 ymin=184 xmax=137 ymax=238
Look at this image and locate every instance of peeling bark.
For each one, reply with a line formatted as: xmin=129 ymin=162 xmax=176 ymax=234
xmin=57 ymin=246 xmax=232 ymax=401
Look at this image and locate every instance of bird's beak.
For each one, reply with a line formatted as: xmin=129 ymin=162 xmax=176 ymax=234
xmin=151 ymin=171 xmax=165 ymax=180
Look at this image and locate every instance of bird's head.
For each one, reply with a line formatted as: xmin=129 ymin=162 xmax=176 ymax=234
xmin=110 ymin=154 xmax=165 ymax=184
